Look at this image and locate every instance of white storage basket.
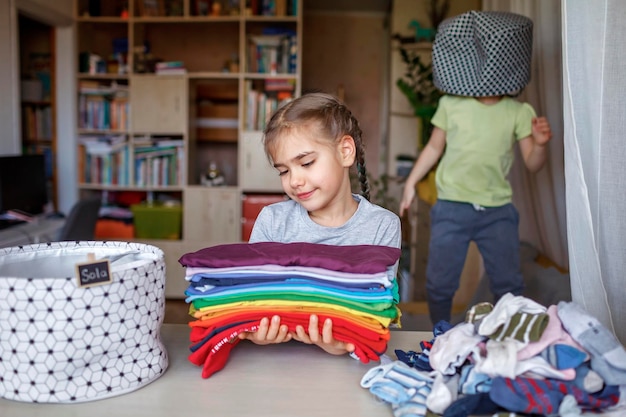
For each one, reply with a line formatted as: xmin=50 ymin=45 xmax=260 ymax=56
xmin=0 ymin=241 xmax=168 ymax=403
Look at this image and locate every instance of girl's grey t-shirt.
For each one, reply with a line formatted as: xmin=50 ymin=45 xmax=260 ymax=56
xmin=248 ymin=194 xmax=401 ymax=249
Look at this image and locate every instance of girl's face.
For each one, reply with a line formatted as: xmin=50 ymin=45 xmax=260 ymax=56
xmin=270 ymin=129 xmax=356 ymax=221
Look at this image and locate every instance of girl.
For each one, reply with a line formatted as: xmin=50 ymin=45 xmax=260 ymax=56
xmin=239 ymin=92 xmax=402 ymax=356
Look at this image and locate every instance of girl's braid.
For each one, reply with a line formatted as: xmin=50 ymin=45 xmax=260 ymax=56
xmin=344 ymin=108 xmax=370 ymax=201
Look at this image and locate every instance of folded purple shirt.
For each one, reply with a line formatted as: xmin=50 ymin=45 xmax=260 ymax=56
xmin=179 ymin=242 xmax=401 ymax=274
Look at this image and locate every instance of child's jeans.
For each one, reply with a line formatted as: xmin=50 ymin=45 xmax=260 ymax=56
xmin=426 ymin=200 xmax=524 ymax=324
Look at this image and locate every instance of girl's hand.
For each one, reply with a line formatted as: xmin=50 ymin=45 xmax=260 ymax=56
xmin=238 ymin=315 xmax=292 ymax=345
xmin=532 ymin=117 xmax=552 ymax=146
xmin=292 ymin=314 xmax=355 ymax=356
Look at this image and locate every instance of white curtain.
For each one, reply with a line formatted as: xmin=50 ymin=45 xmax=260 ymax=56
xmin=482 ymin=0 xmax=625 ymax=343
xmin=562 ymin=0 xmax=626 ymax=344
xmin=482 ymin=0 xmax=569 ymax=269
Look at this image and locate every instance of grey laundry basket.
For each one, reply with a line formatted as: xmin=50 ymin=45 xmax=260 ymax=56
xmin=0 ymin=241 xmax=169 ymax=403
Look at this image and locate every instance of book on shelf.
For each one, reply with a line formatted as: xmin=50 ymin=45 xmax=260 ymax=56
xmin=137 ymin=0 xmax=165 ymax=17
xmin=78 ymin=80 xmax=129 ymax=130
xmin=133 ymin=137 xmax=184 ymax=187
xmin=78 ymin=136 xmax=130 ymax=186
xmin=133 ymin=135 xmax=185 ymax=148
xmin=22 ymin=105 xmax=53 ymax=140
xmin=134 ymin=147 xmax=184 ymax=187
xmin=156 ymin=61 xmax=185 ymax=69
xmin=79 ymin=80 xmax=129 ymax=96
xmin=79 ymin=134 xmax=127 ymax=155
xmin=264 ymin=78 xmax=295 ymax=91
xmin=248 ymin=0 xmax=297 ymax=16
xmin=245 ymin=81 xmax=293 ymax=131
xmin=156 ymin=68 xmax=187 ymax=75
xmin=248 ymin=33 xmax=297 ymax=74
xmin=155 ymin=61 xmax=187 ymax=75
xmin=78 ymin=98 xmax=125 ymax=131
xmin=275 ymin=0 xmax=287 ymax=16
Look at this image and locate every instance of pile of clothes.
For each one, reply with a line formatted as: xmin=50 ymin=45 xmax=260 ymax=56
xmin=361 ymin=293 xmax=626 ymax=417
xmin=179 ymin=242 xmax=402 ymax=378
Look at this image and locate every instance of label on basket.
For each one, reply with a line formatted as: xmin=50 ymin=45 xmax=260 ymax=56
xmin=76 ymin=258 xmax=112 ymax=288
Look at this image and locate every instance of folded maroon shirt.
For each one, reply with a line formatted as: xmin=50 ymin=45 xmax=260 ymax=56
xmin=179 ymin=242 xmax=400 ymax=274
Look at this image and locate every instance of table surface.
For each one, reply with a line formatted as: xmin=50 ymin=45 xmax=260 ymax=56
xmin=0 ymin=324 xmax=623 ymax=417
xmin=0 ymin=324 xmax=426 ymax=416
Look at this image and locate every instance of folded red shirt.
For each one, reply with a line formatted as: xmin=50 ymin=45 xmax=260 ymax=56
xmin=188 ymin=319 xmax=389 ymax=378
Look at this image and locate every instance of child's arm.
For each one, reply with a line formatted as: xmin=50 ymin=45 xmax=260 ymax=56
xmin=519 ymin=116 xmax=552 ymax=173
xmin=399 ymin=126 xmax=447 ymax=216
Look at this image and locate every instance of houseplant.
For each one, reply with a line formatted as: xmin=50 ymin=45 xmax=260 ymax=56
xmin=395 ymin=0 xmax=450 ymax=148
xmin=396 ymin=46 xmax=440 ymax=149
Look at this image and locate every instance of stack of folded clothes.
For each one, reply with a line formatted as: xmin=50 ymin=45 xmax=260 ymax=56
xmin=179 ymin=242 xmax=402 ymax=378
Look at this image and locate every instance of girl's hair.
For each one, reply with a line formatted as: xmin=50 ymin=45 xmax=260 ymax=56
xmin=263 ymin=92 xmax=370 ymax=201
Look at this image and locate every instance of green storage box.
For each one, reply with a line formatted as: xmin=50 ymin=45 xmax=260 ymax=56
xmin=131 ymin=202 xmax=182 ymax=239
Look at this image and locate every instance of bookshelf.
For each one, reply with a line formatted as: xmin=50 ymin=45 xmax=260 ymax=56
xmin=74 ymin=0 xmax=301 ymax=297
xmin=18 ymin=14 xmax=57 ymax=211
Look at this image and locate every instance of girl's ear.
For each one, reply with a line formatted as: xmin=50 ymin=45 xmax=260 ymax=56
xmin=339 ymin=135 xmax=356 ymax=167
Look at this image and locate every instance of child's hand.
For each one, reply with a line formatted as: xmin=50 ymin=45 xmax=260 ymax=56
xmin=399 ymin=185 xmax=416 ymax=217
xmin=238 ymin=315 xmax=292 ymax=345
xmin=532 ymin=116 xmax=552 ymax=146
xmin=292 ymin=314 xmax=355 ymax=356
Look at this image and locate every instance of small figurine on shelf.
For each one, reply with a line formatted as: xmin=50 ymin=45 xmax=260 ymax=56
xmin=201 ymin=161 xmax=225 ymax=186
xmin=223 ymin=53 xmax=239 ymax=73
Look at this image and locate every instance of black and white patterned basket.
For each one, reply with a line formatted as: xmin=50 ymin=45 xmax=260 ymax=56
xmin=432 ymin=10 xmax=533 ymax=97
xmin=0 ymin=241 xmax=168 ymax=403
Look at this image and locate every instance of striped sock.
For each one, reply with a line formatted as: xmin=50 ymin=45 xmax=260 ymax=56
xmin=489 ymin=376 xmax=620 ymax=414
xmin=540 ymin=343 xmax=587 ymax=370
xmin=392 ymin=382 xmax=432 ymax=417
xmin=362 ymin=361 xmax=433 ymax=417
xmin=489 ymin=312 xmax=549 ymax=342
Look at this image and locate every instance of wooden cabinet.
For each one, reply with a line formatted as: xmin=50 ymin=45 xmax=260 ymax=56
xmin=130 ymin=76 xmax=187 ymax=133
xmin=74 ymin=0 xmax=301 ymax=297
xmin=238 ymin=131 xmax=282 ymax=192
xmin=183 ymin=186 xmax=240 ymax=244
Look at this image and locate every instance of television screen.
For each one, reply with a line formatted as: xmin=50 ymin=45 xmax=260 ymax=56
xmin=0 ymin=154 xmax=49 ymax=215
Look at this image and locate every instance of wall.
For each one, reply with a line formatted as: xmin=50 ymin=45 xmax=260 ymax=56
xmin=302 ymin=10 xmax=389 ymax=179
xmin=0 ymin=0 xmax=20 ymax=155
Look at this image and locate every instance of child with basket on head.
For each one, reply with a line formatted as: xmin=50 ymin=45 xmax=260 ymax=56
xmin=399 ymin=11 xmax=553 ymax=325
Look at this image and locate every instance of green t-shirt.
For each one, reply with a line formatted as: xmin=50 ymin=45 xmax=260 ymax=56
xmin=431 ymin=95 xmax=536 ymax=207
